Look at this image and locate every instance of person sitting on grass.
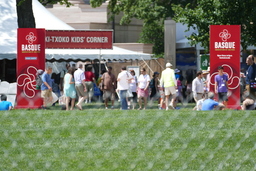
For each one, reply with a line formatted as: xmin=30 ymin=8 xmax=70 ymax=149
xmin=202 ymin=92 xmax=224 ymax=111
xmin=0 ymin=94 xmax=13 ymax=111
xmin=241 ymin=91 xmax=255 ymax=110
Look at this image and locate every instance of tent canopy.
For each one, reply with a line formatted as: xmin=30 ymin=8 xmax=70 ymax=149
xmin=0 ymin=0 xmax=152 ymax=61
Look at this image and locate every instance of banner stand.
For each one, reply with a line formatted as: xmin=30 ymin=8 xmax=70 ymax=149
xmin=16 ymin=28 xmax=46 ymax=109
xmin=209 ymin=25 xmax=240 ymax=109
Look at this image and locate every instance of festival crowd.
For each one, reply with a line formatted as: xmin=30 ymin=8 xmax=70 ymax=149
xmin=38 ymin=55 xmax=256 ymax=111
xmin=1 ymin=55 xmax=254 ymax=111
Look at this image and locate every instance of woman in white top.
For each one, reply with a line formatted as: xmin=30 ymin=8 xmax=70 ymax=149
xmin=137 ymin=68 xmax=150 ymax=110
xmin=128 ymin=70 xmax=138 ymax=109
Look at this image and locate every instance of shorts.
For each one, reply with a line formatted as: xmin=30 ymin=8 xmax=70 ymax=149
xmin=137 ymin=88 xmax=149 ymax=98
xmin=75 ymin=84 xmax=86 ymax=97
xmin=218 ymin=92 xmax=228 ymax=102
xmin=164 ymin=86 xmax=176 ymax=96
xmin=103 ymin=90 xmax=115 ymax=101
xmin=41 ymin=89 xmax=52 ymax=99
xmin=85 ymin=81 xmax=94 ymax=97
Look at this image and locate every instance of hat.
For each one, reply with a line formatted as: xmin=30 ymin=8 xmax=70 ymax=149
xmin=202 ymin=70 xmax=209 ymax=74
xmin=154 ymin=71 xmax=159 ymax=75
xmin=174 ymin=68 xmax=180 ymax=73
xmin=166 ymin=63 xmax=172 ymax=67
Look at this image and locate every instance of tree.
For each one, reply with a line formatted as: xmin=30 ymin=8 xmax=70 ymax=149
xmin=16 ymin=0 xmax=72 ymax=28
xmin=90 ymin=0 xmax=196 ymax=55
xmin=172 ymin=0 xmax=256 ymax=51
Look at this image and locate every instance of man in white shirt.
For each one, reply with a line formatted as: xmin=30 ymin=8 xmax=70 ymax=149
xmin=74 ymin=64 xmax=87 ymax=110
xmin=192 ymin=71 xmax=204 ymax=110
xmin=117 ymin=66 xmax=133 ymax=110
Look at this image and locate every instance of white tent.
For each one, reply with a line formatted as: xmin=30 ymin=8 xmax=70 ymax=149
xmin=0 ymin=0 xmax=152 ymax=61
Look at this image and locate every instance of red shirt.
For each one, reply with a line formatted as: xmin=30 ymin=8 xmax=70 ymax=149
xmin=84 ymin=71 xmax=95 ymax=82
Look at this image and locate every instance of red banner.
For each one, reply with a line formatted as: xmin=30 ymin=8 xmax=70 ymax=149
xmin=16 ymin=28 xmax=46 ymax=109
xmin=209 ymin=25 xmax=240 ymax=109
xmin=46 ymin=30 xmax=113 ymax=49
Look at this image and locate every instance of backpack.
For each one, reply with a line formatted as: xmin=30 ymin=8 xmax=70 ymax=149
xmin=149 ymin=78 xmax=154 ymax=88
xmin=36 ymin=75 xmax=43 ymax=90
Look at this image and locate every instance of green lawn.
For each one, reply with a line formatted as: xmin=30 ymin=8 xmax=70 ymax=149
xmin=0 ymin=103 xmax=256 ymax=170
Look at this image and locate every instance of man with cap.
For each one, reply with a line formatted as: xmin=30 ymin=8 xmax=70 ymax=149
xmin=160 ymin=62 xmax=177 ymax=110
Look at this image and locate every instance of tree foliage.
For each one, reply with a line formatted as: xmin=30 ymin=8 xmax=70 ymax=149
xmin=16 ymin=0 xmax=72 ymax=28
xmin=92 ymin=0 xmax=256 ymax=54
xmin=172 ymin=0 xmax=256 ymax=51
xmin=91 ymin=0 xmax=195 ymax=55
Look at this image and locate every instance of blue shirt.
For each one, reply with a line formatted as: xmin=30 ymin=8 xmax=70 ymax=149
xmin=41 ymin=72 xmax=52 ymax=90
xmin=202 ymin=99 xmax=219 ymax=111
xmin=0 ymin=101 xmax=12 ymax=110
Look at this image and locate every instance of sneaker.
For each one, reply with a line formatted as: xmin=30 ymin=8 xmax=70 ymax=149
xmin=85 ymin=99 xmax=88 ymax=104
xmin=169 ymin=105 xmax=175 ymax=110
xmin=111 ymin=106 xmax=114 ymax=109
xmin=89 ymin=100 xmax=92 ymax=103
xmin=105 ymin=107 xmax=108 ymax=109
xmin=42 ymin=106 xmax=50 ymax=110
xmin=166 ymin=107 xmax=169 ymax=111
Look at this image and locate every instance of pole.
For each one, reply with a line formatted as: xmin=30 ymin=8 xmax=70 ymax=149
xmin=99 ymin=49 xmax=102 ymax=75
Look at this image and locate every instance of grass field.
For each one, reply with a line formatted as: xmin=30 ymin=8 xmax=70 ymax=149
xmin=1 ymin=102 xmax=256 ymax=170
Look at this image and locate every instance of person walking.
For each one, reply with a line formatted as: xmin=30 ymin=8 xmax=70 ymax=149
xmin=160 ymin=62 xmax=177 ymax=110
xmin=202 ymin=70 xmax=209 ymax=99
xmin=101 ymin=66 xmax=116 ymax=109
xmin=60 ymin=63 xmax=70 ymax=93
xmin=137 ymin=68 xmax=151 ymax=110
xmin=192 ymin=71 xmax=204 ymax=110
xmin=84 ymin=65 xmax=96 ymax=103
xmin=63 ymin=67 xmax=76 ymax=110
xmin=117 ymin=66 xmax=133 ymax=110
xmin=74 ymin=64 xmax=87 ymax=110
xmin=128 ymin=70 xmax=138 ymax=109
xmin=41 ymin=66 xmax=53 ymax=109
xmin=215 ymin=65 xmax=229 ymax=107
xmin=245 ymin=55 xmax=256 ymax=99
xmin=149 ymin=71 xmax=160 ymax=102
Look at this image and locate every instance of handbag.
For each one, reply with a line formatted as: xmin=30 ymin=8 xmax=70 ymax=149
xmin=127 ymin=89 xmax=133 ymax=97
xmin=94 ymin=83 xmax=101 ymax=96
